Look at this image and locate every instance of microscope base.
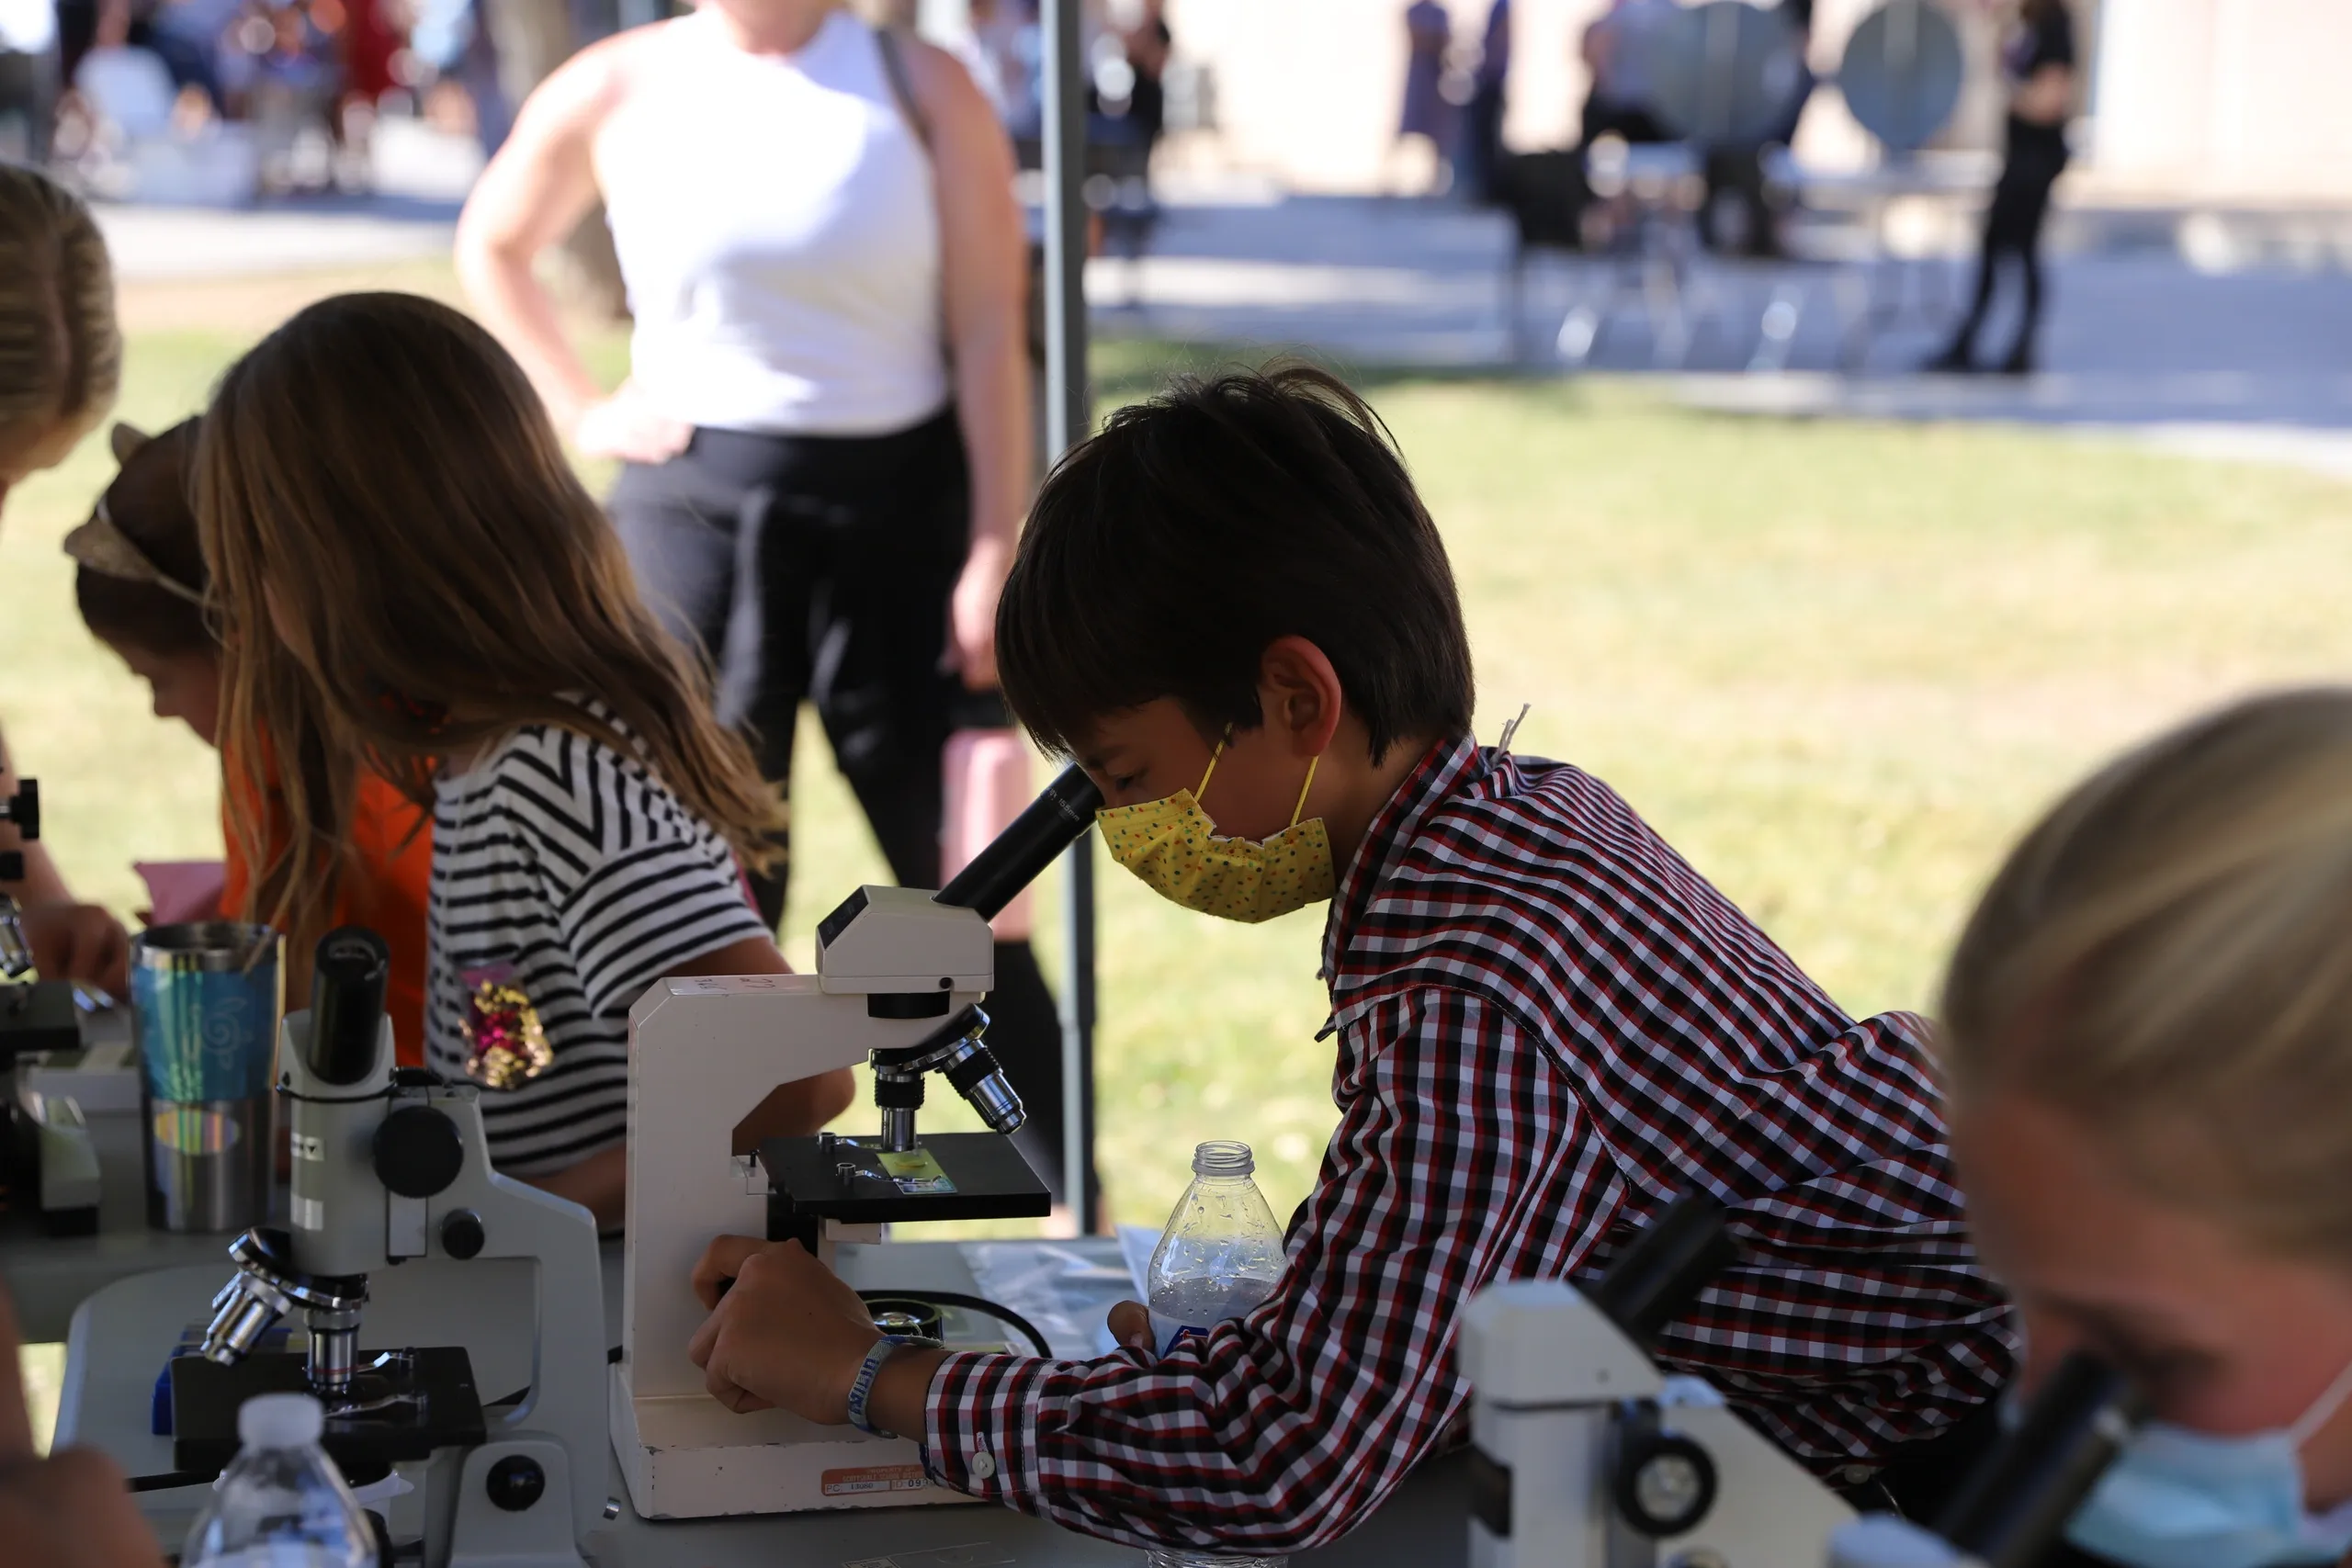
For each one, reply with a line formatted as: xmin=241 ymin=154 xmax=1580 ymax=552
xmin=610 ymin=1359 xmax=977 ymax=1520
xmin=171 ymin=1347 xmax=489 ymax=1478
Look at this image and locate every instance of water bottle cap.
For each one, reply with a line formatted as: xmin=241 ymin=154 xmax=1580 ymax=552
xmin=237 ymin=1392 xmax=325 ymax=1449
xmin=1192 ymin=1140 xmax=1254 ymax=1178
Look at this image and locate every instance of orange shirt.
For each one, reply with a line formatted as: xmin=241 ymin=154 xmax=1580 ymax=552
xmin=220 ymin=772 xmax=433 ymax=1067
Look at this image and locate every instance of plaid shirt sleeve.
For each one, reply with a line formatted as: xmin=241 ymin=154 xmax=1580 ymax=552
xmin=922 ymin=986 xmax=1549 ymax=1554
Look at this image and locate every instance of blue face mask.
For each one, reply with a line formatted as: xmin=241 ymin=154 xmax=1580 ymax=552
xmin=2068 ymin=1357 xmax=2352 ymax=1568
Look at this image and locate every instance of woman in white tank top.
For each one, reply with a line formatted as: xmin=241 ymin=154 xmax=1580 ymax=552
xmin=454 ymin=0 xmax=1027 ymax=874
xmin=453 ymin=0 xmax=1078 ymax=1207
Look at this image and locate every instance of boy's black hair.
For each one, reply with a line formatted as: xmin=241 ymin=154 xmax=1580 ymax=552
xmin=997 ymin=365 xmax=1474 ymax=763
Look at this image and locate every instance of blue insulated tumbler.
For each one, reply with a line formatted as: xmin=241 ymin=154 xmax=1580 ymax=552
xmin=131 ymin=922 xmax=284 ymax=1233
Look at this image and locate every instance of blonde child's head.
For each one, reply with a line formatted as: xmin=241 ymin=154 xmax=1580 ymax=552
xmin=0 ymin=164 xmax=119 ymax=502
xmin=1944 ymin=686 xmax=2352 ymax=1260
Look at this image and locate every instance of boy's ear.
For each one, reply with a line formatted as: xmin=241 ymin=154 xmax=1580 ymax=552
xmin=1257 ymin=636 xmax=1346 ymax=755
xmin=109 ymin=423 xmax=152 ymax=464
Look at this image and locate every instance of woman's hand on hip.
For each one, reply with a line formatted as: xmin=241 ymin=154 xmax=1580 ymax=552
xmin=688 ymin=1235 xmax=879 ymax=1422
xmin=948 ymin=533 xmax=1012 ymax=692
xmin=572 ymin=384 xmax=691 ymax=465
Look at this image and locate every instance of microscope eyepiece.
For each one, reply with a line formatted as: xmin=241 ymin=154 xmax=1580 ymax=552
xmin=308 ymin=926 xmax=391 ymax=1086
xmin=1932 ymin=1352 xmax=2143 ymax=1568
xmin=934 ymin=765 xmax=1103 ymax=920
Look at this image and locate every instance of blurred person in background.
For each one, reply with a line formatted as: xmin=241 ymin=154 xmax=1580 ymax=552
xmin=1088 ymin=0 xmax=1165 ymax=158
xmin=0 ymin=164 xmax=131 ymax=994
xmin=0 ymin=0 xmax=59 ymax=160
xmin=456 ymin=0 xmax=1080 ymax=1207
xmin=1928 ymin=0 xmax=2075 ymax=376
xmin=959 ymin=0 xmax=1038 ymax=141
xmin=1455 ymin=0 xmax=1507 ymax=203
xmin=1577 ymin=0 xmax=1670 ymax=146
xmin=1697 ymin=0 xmax=1810 ymax=258
xmin=80 ymin=0 xmax=234 ymax=113
xmin=1390 ymin=0 xmax=1452 ymax=195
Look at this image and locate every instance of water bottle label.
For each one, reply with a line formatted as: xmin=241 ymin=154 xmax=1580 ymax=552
xmin=1149 ymin=1313 xmax=1213 ymax=1356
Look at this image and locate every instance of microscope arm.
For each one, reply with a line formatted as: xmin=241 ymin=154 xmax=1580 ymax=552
xmin=463 ymin=1157 xmax=608 ymax=1548
xmin=623 ymin=976 xmax=877 ymax=1402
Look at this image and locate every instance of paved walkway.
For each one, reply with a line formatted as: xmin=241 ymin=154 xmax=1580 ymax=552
xmin=91 ymin=186 xmax=2352 ymax=477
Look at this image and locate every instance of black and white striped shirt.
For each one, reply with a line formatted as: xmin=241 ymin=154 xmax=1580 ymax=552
xmin=427 ymin=716 xmax=769 ymax=1177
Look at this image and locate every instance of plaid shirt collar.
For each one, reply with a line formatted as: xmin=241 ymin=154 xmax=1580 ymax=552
xmin=1320 ymin=734 xmax=1510 ymax=990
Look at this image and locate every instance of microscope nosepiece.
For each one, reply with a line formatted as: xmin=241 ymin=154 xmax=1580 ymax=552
xmin=944 ymin=1042 xmax=1026 ymax=1135
xmin=202 ymin=1280 xmax=288 ymax=1365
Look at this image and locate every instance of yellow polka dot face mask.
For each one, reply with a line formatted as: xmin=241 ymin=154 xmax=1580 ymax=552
xmin=1094 ymin=736 xmax=1336 ymax=923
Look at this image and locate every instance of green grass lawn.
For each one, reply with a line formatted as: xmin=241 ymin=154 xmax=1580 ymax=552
xmin=6 ymin=303 xmax=2352 ymax=1255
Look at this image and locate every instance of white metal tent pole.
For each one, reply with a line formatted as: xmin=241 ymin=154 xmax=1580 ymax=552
xmin=1042 ymin=0 xmax=1101 ymax=1233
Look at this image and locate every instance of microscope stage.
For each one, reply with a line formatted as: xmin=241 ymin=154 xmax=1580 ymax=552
xmin=759 ymin=1132 xmax=1051 ymax=1235
xmin=171 ymin=1346 xmax=489 ymax=1478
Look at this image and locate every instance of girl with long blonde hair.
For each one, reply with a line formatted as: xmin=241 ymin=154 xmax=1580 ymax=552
xmin=197 ymin=291 xmax=853 ymax=1226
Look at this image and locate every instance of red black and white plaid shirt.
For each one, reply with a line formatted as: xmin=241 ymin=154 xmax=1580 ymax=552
xmin=922 ymin=739 xmax=2018 ymax=1552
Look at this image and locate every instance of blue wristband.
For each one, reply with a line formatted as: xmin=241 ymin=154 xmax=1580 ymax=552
xmin=848 ymin=1335 xmax=942 ymax=1437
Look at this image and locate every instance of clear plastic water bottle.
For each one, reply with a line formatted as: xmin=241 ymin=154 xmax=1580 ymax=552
xmin=1143 ymin=1140 xmax=1289 ymax=1568
xmin=183 ymin=1393 xmax=378 ymax=1568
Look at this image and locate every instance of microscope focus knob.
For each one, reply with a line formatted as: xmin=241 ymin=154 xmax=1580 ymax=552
xmin=1614 ymin=1429 xmax=1717 ymax=1539
xmin=3 ymin=779 xmax=38 ymax=839
xmin=374 ymin=1105 xmax=464 ymax=1198
xmin=487 ymin=1454 xmax=548 ymax=1512
xmin=441 ymin=1209 xmax=486 ymax=1260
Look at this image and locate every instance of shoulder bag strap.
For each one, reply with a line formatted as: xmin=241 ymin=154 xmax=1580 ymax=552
xmin=872 ymin=23 xmax=935 ymax=153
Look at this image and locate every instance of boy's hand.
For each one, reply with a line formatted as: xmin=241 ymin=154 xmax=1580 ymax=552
xmin=1107 ymin=1301 xmax=1153 ymax=1352
xmin=688 ymin=1236 xmax=881 ymax=1421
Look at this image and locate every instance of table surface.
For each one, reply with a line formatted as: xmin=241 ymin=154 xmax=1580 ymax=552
xmin=48 ymin=1220 xmax=1470 ymax=1567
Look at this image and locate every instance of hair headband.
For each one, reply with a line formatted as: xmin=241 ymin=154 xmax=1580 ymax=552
xmin=62 ymin=496 xmax=207 ymax=607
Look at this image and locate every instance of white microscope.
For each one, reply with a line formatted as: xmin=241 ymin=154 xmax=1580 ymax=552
xmin=613 ymin=766 xmax=1102 ymax=1521
xmin=1458 ymin=1194 xmax=2141 ymax=1568
xmin=184 ymin=928 xmax=608 ymax=1568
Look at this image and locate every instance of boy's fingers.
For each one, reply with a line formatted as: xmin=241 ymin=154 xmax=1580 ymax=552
xmin=691 ymin=1235 xmax=770 ymax=1309
xmin=1107 ymin=1300 xmax=1153 ymax=1351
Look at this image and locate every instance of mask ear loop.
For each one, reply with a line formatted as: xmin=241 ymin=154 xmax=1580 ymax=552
xmin=1288 ymin=753 xmax=1322 ymax=829
xmin=1193 ymin=728 xmax=1231 ymax=801
xmin=2289 ymin=1355 xmax=2352 ymax=1449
